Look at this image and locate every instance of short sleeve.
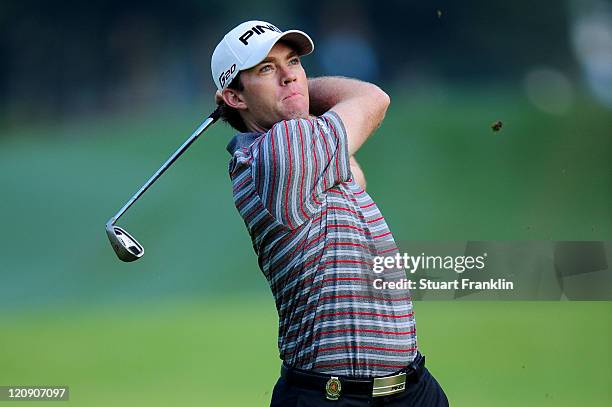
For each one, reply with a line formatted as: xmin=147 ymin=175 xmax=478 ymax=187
xmin=252 ymin=111 xmax=351 ymax=229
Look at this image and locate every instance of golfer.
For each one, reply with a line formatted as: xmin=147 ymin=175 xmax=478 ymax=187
xmin=211 ymin=20 xmax=448 ymax=406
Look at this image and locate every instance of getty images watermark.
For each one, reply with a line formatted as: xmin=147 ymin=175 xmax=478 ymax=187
xmin=367 ymin=241 xmax=612 ymax=300
xmin=371 ymin=252 xmax=515 ymax=291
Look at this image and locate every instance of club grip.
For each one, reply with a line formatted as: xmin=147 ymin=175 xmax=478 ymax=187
xmin=209 ymin=105 xmax=222 ymax=121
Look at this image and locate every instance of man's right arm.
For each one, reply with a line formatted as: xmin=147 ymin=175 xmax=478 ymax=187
xmin=309 ymin=76 xmax=390 ymax=156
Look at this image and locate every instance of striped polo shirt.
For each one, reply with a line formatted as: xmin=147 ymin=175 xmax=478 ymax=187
xmin=226 ymin=111 xmax=417 ymax=377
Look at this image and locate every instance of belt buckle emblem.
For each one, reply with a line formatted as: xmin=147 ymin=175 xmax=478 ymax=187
xmin=325 ymin=376 xmax=342 ymax=400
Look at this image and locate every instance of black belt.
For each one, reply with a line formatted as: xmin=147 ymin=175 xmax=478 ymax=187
xmin=281 ymin=352 xmax=425 ymax=400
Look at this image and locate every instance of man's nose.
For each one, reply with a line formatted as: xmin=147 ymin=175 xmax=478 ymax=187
xmin=280 ymin=66 xmax=297 ymax=85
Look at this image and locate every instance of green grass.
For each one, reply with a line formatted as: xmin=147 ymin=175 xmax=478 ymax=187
xmin=0 ymin=300 xmax=610 ymax=406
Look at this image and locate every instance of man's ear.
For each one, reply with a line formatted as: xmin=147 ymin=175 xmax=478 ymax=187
xmin=221 ymin=88 xmax=247 ymax=110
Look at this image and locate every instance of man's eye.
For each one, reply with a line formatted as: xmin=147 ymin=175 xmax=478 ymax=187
xmin=289 ymin=58 xmax=300 ymax=65
xmin=260 ymin=65 xmax=273 ymax=73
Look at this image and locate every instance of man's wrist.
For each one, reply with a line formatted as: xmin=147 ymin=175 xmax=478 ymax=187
xmin=308 ymin=76 xmax=353 ymax=115
xmin=308 ymin=77 xmax=332 ymax=116
xmin=308 ymin=76 xmax=377 ymax=116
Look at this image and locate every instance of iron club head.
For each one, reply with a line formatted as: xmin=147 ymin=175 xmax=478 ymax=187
xmin=105 ymin=223 xmax=144 ymax=262
xmin=105 ymin=107 xmax=221 ymax=262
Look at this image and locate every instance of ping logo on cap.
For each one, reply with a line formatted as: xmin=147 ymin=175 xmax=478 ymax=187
xmin=239 ymin=24 xmax=282 ymax=45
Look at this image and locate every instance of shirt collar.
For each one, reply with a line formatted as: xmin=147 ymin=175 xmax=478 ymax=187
xmin=226 ymin=132 xmax=263 ymax=155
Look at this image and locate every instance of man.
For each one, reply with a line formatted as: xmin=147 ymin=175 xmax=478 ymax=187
xmin=211 ymin=20 xmax=448 ymax=406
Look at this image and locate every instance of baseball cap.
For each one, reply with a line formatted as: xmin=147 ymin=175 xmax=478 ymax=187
xmin=211 ymin=20 xmax=314 ymax=90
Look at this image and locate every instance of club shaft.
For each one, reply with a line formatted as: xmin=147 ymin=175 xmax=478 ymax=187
xmin=108 ymin=108 xmax=220 ymax=226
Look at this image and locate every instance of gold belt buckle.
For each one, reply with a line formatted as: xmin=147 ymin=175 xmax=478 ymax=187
xmin=372 ymin=372 xmax=406 ymax=397
xmin=325 ymin=376 xmax=342 ymax=400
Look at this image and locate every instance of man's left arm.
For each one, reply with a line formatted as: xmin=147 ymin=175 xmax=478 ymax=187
xmin=308 ymin=77 xmax=383 ymax=191
xmin=350 ymin=156 xmax=366 ymax=190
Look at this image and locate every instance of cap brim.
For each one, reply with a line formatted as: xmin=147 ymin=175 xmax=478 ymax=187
xmin=278 ymin=30 xmax=314 ymax=56
xmin=242 ymin=29 xmax=314 ymax=70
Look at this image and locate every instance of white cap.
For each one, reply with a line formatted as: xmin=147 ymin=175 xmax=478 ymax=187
xmin=211 ymin=20 xmax=314 ymax=90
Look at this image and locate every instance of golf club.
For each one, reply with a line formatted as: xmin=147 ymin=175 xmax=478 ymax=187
xmin=106 ymin=106 xmax=222 ymax=262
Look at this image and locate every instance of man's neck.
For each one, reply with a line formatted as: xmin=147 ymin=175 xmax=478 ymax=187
xmin=243 ymin=113 xmax=315 ymax=133
xmin=244 ymin=119 xmax=269 ymax=133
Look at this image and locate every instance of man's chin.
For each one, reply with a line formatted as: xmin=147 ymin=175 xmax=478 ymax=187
xmin=282 ymin=109 xmax=310 ymax=121
xmin=280 ymin=99 xmax=309 ymax=119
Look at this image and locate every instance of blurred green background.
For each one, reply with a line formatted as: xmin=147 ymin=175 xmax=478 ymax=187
xmin=1 ymin=0 xmax=611 ymax=406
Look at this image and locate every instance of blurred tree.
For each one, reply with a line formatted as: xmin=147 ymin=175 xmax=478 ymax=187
xmin=0 ymin=0 xmax=576 ymax=129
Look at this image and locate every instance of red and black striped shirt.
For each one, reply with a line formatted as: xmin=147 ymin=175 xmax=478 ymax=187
xmin=226 ymin=111 xmax=417 ymax=377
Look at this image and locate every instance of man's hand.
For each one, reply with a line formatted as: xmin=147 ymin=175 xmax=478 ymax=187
xmin=308 ymin=77 xmax=390 ymax=156
xmin=215 ymin=90 xmax=224 ymax=106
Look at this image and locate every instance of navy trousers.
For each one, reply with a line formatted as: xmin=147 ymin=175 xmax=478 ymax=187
xmin=270 ymin=366 xmax=449 ymax=406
